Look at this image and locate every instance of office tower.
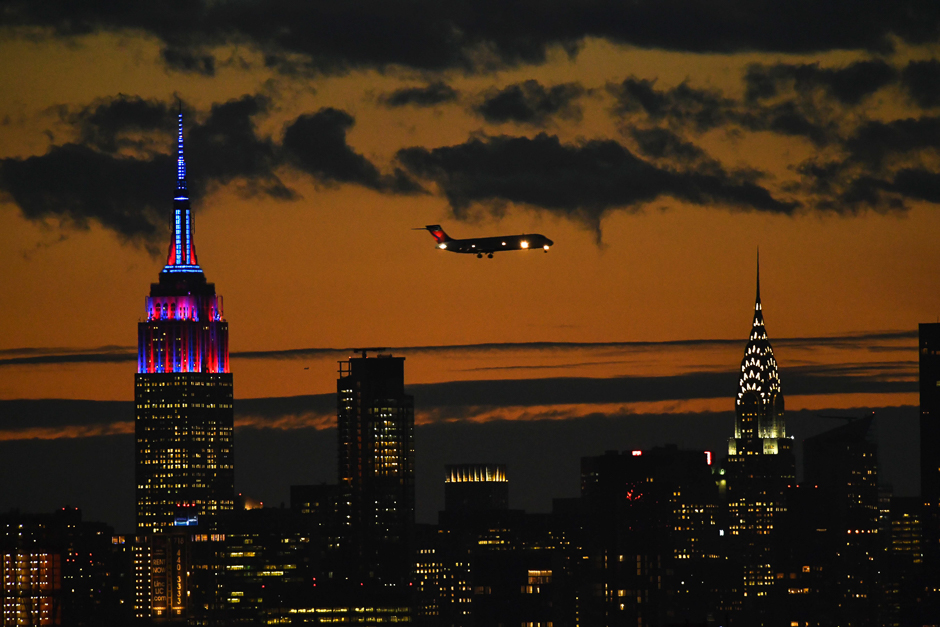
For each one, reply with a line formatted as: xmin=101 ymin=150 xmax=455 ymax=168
xmin=917 ymin=323 xmax=940 ymax=620
xmin=920 ymin=323 xmax=940 ymax=560
xmin=722 ymin=254 xmax=795 ymax=610
xmin=579 ymin=447 xmax=720 ymax=626
xmin=444 ymin=463 xmax=508 ymax=512
xmin=776 ymin=417 xmax=881 ymax=625
xmin=804 ymin=416 xmax=879 ymax=540
xmin=336 ymin=353 xmax=414 ymax=587
xmin=135 ymin=111 xmax=234 ymax=536
xmin=417 ymin=465 xmax=550 ymax=627
xmin=0 ymin=508 xmax=118 ymax=626
xmin=186 ymin=508 xmax=315 ymax=624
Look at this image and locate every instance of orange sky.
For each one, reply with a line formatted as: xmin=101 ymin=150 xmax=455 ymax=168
xmin=0 ymin=24 xmax=936 ymax=415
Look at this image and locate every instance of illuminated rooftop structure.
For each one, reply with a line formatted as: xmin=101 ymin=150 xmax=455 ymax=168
xmin=445 ymin=464 xmax=509 ymax=512
xmin=446 ymin=464 xmax=507 ymax=484
xmin=733 ymin=251 xmax=786 ymax=445
xmin=163 ymin=108 xmax=201 ymax=274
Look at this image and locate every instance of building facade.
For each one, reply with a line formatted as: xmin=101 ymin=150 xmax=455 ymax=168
xmin=336 ymin=353 xmax=415 ymax=589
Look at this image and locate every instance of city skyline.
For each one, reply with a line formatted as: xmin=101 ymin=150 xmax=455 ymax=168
xmin=1 ymin=2 xmax=939 ymax=533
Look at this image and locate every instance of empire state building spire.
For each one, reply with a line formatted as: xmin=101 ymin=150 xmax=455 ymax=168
xmin=164 ymin=108 xmax=201 ymax=273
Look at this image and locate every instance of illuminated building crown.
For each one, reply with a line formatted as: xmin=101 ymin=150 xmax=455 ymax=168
xmin=734 ymin=251 xmax=785 ymax=440
xmin=138 ymin=108 xmax=228 ymax=375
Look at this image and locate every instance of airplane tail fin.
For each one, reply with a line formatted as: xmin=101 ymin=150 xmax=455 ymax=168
xmin=422 ymin=225 xmax=452 ymax=244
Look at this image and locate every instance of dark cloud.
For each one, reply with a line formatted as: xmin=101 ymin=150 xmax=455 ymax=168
xmin=185 ymin=94 xmax=292 ymax=199
xmin=0 ymin=143 xmax=170 ymax=245
xmin=0 ymin=330 xmax=916 ymax=368
xmin=70 ymin=95 xmax=175 ymax=152
xmin=0 ymin=366 xmax=914 ymax=438
xmin=610 ymin=78 xmax=733 ymax=132
xmin=845 ymin=116 xmax=940 ymax=168
xmin=0 ymin=94 xmax=291 ymax=246
xmin=740 ymin=101 xmax=837 ymax=146
xmin=160 ymin=47 xmax=215 ymax=76
xmin=398 ymin=133 xmax=796 ymax=232
xmin=0 ymin=95 xmax=427 ymax=244
xmin=282 ymin=108 xmax=421 ymax=192
xmin=901 ymin=59 xmax=940 ymax=108
xmin=379 ymin=82 xmax=459 ymax=108
xmin=611 ymin=76 xmax=837 ymax=146
xmin=744 ymin=60 xmax=897 ymax=105
xmin=629 ymin=127 xmax=709 ymax=165
xmin=3 ymin=1 xmax=939 ymax=74
xmin=475 ymin=80 xmax=585 ymax=126
xmin=886 ymin=168 xmax=940 ymax=202
xmin=793 ymin=113 xmax=940 ymax=211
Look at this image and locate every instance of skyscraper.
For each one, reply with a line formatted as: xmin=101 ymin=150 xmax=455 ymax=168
xmin=920 ymin=323 xmax=940 ymax=562
xmin=336 ymin=353 xmax=414 ymax=587
xmin=135 ymin=112 xmax=234 ymax=535
xmin=722 ymin=253 xmax=795 ymax=607
xmin=444 ymin=464 xmax=508 ymax=512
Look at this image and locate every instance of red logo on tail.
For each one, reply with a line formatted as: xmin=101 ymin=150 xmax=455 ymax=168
xmin=425 ymin=225 xmax=451 ymax=243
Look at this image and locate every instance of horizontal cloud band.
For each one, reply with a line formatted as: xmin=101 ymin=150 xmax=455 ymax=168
xmin=0 ymin=363 xmax=915 ymax=436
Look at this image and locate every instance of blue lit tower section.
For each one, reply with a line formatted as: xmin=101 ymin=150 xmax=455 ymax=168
xmin=135 ymin=112 xmax=234 ymax=535
xmin=722 ymin=253 xmax=795 ymax=602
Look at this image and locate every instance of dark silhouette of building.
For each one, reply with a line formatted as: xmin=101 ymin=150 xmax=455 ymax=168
xmin=917 ymin=322 xmax=940 ymax=622
xmin=186 ymin=507 xmax=317 ymax=625
xmin=336 ymin=353 xmax=415 ymax=589
xmin=444 ymin=464 xmax=508 ymax=512
xmin=415 ymin=464 xmax=554 ymax=627
xmin=721 ymin=254 xmax=795 ymax=620
xmin=775 ymin=417 xmax=882 ymax=625
xmin=883 ymin=496 xmax=926 ymax=627
xmin=579 ymin=447 xmax=720 ymax=627
xmin=920 ymin=323 xmax=940 ymax=561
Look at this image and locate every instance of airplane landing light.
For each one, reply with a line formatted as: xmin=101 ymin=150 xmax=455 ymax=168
xmin=521 ymin=241 xmax=529 ymax=249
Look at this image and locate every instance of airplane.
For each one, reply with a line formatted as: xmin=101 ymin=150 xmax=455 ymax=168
xmin=416 ymin=225 xmax=553 ymax=258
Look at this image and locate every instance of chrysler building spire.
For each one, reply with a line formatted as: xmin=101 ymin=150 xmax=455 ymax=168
xmin=734 ymin=250 xmax=785 ymax=442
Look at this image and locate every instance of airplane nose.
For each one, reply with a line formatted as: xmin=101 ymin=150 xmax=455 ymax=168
xmin=546 ymin=238 xmax=554 ymax=246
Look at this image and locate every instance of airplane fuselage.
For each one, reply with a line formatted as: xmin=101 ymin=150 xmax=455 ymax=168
xmin=438 ymin=233 xmax=553 ymax=254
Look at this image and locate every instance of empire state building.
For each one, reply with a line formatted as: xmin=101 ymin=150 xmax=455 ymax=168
xmin=135 ymin=112 xmax=234 ymax=533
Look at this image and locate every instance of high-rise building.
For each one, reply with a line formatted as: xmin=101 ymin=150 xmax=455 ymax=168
xmin=135 ymin=111 xmax=234 ymax=536
xmin=775 ymin=417 xmax=882 ymax=625
xmin=444 ymin=464 xmax=508 ymax=512
xmin=919 ymin=323 xmax=940 ymax=560
xmin=336 ymin=353 xmax=414 ymax=587
xmin=722 ymin=254 xmax=795 ymax=611
xmin=917 ymin=323 xmax=940 ymax=620
xmin=579 ymin=447 xmax=720 ymax=626
xmin=0 ymin=508 xmax=120 ymax=626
